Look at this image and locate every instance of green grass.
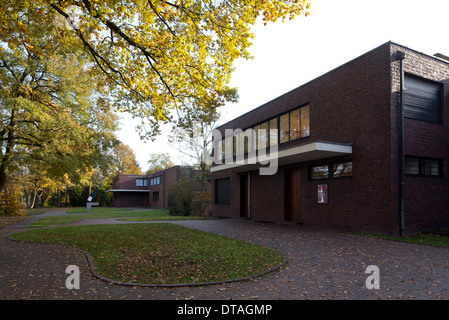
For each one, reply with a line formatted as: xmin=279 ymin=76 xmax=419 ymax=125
xmin=11 ymin=223 xmax=285 ymax=285
xmin=28 ymin=209 xmax=202 ymax=227
xmin=66 ymin=207 xmax=135 ymax=214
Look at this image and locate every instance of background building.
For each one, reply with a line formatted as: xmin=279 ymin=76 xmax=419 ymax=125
xmin=109 ymin=166 xmax=211 ymax=210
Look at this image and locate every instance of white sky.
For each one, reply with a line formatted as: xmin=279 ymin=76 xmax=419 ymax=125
xmin=116 ymin=0 xmax=449 ymax=172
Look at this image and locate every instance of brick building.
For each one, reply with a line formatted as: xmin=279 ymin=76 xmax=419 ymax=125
xmin=109 ymin=166 xmax=206 ymax=208
xmin=211 ymin=41 xmax=449 ymax=236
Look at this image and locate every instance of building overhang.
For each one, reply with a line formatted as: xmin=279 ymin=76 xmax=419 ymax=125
xmin=210 ymin=141 xmax=353 ymax=174
xmin=106 ymin=189 xmax=151 ymax=192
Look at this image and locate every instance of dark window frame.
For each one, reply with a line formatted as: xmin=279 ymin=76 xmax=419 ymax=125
xmin=404 ymin=156 xmax=443 ymax=177
xmin=136 ymin=178 xmax=148 ymax=187
xmin=221 ymin=103 xmax=311 ymax=159
xmin=310 ymin=160 xmax=353 ymax=181
xmin=150 ymin=176 xmax=162 ymax=186
xmin=152 ymin=191 xmax=159 ymax=202
xmin=278 ymin=103 xmax=310 ymax=145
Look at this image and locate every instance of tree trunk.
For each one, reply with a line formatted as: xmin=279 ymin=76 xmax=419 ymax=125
xmin=0 ymin=108 xmax=17 ymax=192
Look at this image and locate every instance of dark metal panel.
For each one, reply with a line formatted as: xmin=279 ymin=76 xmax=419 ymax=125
xmin=404 ymin=75 xmax=441 ymax=123
xmin=215 ymin=178 xmax=230 ymax=205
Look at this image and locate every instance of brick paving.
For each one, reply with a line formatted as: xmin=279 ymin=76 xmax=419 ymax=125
xmin=1 ymin=210 xmax=449 ymax=300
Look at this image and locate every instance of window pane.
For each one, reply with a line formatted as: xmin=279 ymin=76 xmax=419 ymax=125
xmin=333 ymin=161 xmax=353 ymax=178
xmin=290 ymin=109 xmax=301 ymax=141
xmin=311 ymin=165 xmax=329 ymax=180
xmin=301 ymin=105 xmax=310 ymax=137
xmin=269 ymin=118 xmax=278 ymax=146
xmin=280 ymin=113 xmax=289 ymax=143
xmin=253 ymin=124 xmax=260 ymax=150
xmin=423 ymin=159 xmax=432 ymax=175
xmin=430 ymin=160 xmax=440 ymax=176
xmin=225 ymin=136 xmax=233 ymax=159
xmin=259 ymin=121 xmax=269 ymax=150
xmin=423 ymin=159 xmax=440 ymax=176
xmin=236 ymin=132 xmax=244 ymax=156
xmin=216 ymin=139 xmax=223 ymax=161
xmin=405 ymin=157 xmax=419 ymax=175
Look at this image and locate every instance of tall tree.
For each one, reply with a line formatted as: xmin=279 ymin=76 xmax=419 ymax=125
xmin=0 ymin=0 xmax=310 ymax=139
xmin=109 ymin=142 xmax=143 ymax=176
xmin=146 ymin=153 xmax=175 ymax=174
xmin=0 ymin=9 xmax=118 ymax=192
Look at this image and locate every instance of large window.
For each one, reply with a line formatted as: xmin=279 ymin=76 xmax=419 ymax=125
xmin=279 ymin=104 xmax=310 ymax=144
xmin=225 ymin=104 xmax=310 ymax=157
xmin=269 ymin=118 xmax=278 ymax=146
xmin=404 ymin=75 xmax=442 ymax=124
xmin=150 ymin=176 xmax=161 ymax=186
xmin=280 ymin=113 xmax=290 ymax=143
xmin=405 ymin=156 xmax=442 ymax=177
xmin=136 ymin=178 xmax=148 ymax=187
xmin=215 ymin=178 xmax=230 ymax=205
xmin=310 ymin=161 xmax=353 ymax=180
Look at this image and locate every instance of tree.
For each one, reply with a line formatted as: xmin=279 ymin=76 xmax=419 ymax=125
xmin=146 ymin=153 xmax=175 ymax=174
xmin=0 ymin=0 xmax=310 ymax=140
xmin=169 ymin=117 xmax=216 ymax=190
xmin=0 ymin=12 xmax=118 ymax=192
xmin=109 ymin=142 xmax=143 ymax=175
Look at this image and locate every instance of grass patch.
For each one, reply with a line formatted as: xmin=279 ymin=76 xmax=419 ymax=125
xmin=11 ymin=223 xmax=284 ymax=285
xmin=28 ymin=209 xmax=201 ymax=227
xmin=66 ymin=207 xmax=135 ymax=214
xmin=356 ymin=232 xmax=449 ymax=247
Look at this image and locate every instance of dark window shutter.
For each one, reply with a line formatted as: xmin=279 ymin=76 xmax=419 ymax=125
xmin=404 ymin=75 xmax=441 ymax=123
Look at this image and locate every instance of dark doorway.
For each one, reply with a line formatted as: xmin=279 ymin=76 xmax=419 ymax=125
xmin=142 ymin=194 xmax=148 ymax=206
xmin=240 ymin=174 xmax=249 ymax=218
xmin=286 ymin=168 xmax=301 ymax=221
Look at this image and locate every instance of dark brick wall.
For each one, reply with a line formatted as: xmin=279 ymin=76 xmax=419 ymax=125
xmin=390 ymin=44 xmax=449 ymax=235
xmin=212 ymin=41 xmax=449 ymax=235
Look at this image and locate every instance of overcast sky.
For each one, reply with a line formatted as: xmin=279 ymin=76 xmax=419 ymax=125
xmin=116 ymin=0 xmax=449 ymax=172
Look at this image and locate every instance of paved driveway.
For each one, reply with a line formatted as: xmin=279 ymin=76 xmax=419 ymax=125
xmin=1 ymin=210 xmax=449 ymax=300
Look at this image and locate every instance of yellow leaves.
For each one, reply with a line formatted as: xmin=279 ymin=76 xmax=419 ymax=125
xmin=0 ymin=0 xmax=311 ymax=139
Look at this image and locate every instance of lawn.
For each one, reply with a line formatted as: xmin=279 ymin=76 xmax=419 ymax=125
xmin=11 ymin=223 xmax=285 ymax=285
xmin=66 ymin=207 xmax=135 ymax=213
xmin=29 ymin=208 xmax=203 ymax=227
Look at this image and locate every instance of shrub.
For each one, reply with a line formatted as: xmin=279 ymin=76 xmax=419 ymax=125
xmin=0 ymin=187 xmax=24 ymax=216
xmin=168 ymin=178 xmax=212 ymax=217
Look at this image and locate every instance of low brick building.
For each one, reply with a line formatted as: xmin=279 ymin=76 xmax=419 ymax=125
xmin=109 ymin=166 xmax=205 ymax=208
xmin=211 ymin=41 xmax=449 ymax=236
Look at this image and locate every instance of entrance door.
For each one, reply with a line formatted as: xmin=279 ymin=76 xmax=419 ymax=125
xmin=240 ymin=174 xmax=249 ymax=218
xmin=142 ymin=194 xmax=148 ymax=206
xmin=287 ymin=168 xmax=301 ymax=221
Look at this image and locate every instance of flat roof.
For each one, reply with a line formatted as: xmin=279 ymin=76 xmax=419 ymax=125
xmin=211 ymin=141 xmax=352 ymax=174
